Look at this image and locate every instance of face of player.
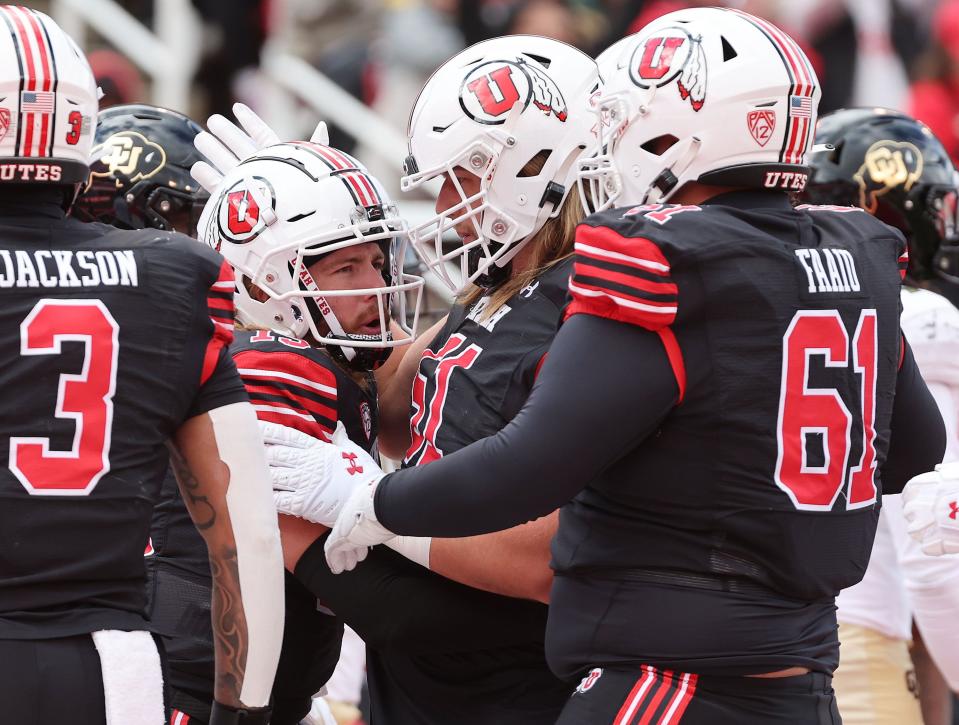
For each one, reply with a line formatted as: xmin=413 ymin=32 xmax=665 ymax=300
xmin=435 ymin=166 xmax=482 ymax=246
xmin=307 ymin=241 xmax=387 ymax=337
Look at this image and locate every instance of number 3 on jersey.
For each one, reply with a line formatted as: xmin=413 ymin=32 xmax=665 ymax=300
xmin=406 ymin=334 xmax=482 ymax=466
xmin=775 ymin=309 xmax=878 ymax=511
xmin=9 ymin=299 xmax=119 ymax=495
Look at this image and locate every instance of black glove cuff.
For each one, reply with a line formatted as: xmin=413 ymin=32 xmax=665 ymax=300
xmin=209 ymin=701 xmax=272 ymax=725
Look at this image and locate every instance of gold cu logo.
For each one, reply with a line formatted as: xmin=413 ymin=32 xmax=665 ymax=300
xmin=855 ymin=141 xmax=923 ymax=213
xmin=90 ymin=131 xmax=166 ymax=186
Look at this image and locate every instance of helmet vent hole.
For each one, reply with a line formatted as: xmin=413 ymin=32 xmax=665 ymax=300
xmin=517 ymin=149 xmax=553 ymax=177
xmin=641 ymin=135 xmax=679 ymax=156
xmin=721 ymin=37 xmax=738 ymax=62
xmin=521 ymin=52 xmax=552 ymax=68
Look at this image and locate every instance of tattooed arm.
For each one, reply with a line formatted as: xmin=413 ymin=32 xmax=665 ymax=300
xmin=170 ymin=403 xmax=285 ymax=711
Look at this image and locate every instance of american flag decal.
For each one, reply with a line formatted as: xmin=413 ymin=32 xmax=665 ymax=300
xmin=21 ymin=91 xmax=55 ymax=114
xmin=789 ymin=95 xmax=812 ymax=119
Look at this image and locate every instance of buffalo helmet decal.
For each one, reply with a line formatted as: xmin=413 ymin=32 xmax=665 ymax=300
xmin=854 ymin=140 xmax=923 ymax=213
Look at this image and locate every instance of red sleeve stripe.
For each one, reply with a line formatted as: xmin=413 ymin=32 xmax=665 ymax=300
xmin=574 ymin=260 xmax=678 ymax=298
xmin=534 ymin=352 xmax=548 ymax=380
xmin=244 ymin=382 xmax=336 ymax=424
xmin=566 ymin=282 xmax=677 ymax=331
xmin=898 ymin=333 xmax=906 ymax=370
xmin=576 ymin=225 xmax=672 ymax=273
xmin=657 ymin=327 xmax=686 ymax=404
xmin=569 ymin=278 xmax=677 ymax=316
xmin=576 ymin=240 xmax=671 ymax=276
xmin=237 ymin=367 xmax=337 ymax=396
xmin=199 ymin=261 xmax=236 ymax=386
xmin=897 ymin=248 xmax=909 ymax=281
xmin=252 ymin=408 xmax=333 ymax=441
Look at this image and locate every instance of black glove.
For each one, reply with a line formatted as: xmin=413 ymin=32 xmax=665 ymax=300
xmin=209 ymin=701 xmax=272 ymax=725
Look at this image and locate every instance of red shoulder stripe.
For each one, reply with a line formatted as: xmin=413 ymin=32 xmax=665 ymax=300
xmin=199 ymin=259 xmax=236 ymax=385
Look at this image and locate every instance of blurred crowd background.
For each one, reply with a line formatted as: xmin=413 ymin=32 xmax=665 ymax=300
xmin=35 ymin=0 xmax=959 ymax=167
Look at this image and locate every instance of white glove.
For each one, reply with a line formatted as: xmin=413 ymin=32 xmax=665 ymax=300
xmin=191 ymin=102 xmax=330 ymax=193
xmin=902 ymin=462 xmax=959 ymax=556
xmin=324 ymin=476 xmax=396 ymax=574
xmin=261 ymin=420 xmax=382 ymax=527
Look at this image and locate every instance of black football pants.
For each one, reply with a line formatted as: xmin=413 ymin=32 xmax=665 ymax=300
xmin=0 ymin=635 xmax=108 ymax=724
xmin=556 ymin=665 xmax=842 ymax=725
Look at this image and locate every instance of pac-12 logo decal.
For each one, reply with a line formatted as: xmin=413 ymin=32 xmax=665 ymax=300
xmin=0 ymin=108 xmax=9 ymax=142
xmin=218 ymin=176 xmax=275 ymax=243
xmin=854 ymin=140 xmax=923 ymax=214
xmin=90 ymin=131 xmax=167 ymax=185
xmin=460 ymin=59 xmax=567 ymax=125
xmin=629 ymin=27 xmax=707 ymax=111
xmin=575 ymin=668 xmax=603 ymax=693
xmin=747 ymin=109 xmax=775 ymax=147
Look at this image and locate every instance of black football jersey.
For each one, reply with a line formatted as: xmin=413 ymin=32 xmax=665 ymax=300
xmin=405 ymin=258 xmax=571 ymax=466
xmin=0 ymin=211 xmax=246 ymax=639
xmin=373 ymin=259 xmax=572 ymax=722
xmin=146 ymin=329 xmax=375 ymax=717
xmin=547 ymin=191 xmax=907 ymax=676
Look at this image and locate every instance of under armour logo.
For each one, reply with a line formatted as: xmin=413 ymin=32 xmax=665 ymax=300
xmin=343 ymin=452 xmax=363 ymax=476
xmin=520 ymin=280 xmax=540 ymax=298
xmin=949 ymin=501 xmax=958 ymax=520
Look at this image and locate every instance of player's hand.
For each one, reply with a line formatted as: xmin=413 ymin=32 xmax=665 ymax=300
xmin=260 ymin=420 xmax=382 ymax=527
xmin=324 ymin=476 xmax=395 ymax=574
xmin=191 ymin=102 xmax=330 ymax=193
xmin=902 ymin=462 xmax=959 ymax=556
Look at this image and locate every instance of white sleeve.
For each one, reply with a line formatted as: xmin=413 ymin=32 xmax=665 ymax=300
xmin=209 ymin=403 xmax=286 ymax=707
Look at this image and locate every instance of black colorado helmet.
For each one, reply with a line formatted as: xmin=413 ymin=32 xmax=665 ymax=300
xmin=803 ymin=107 xmax=959 ymax=285
xmin=74 ymin=103 xmax=207 ymax=236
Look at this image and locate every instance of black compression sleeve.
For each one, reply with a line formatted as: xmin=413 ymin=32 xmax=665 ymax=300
xmin=376 ymin=314 xmax=679 ymax=537
xmin=882 ymin=339 xmax=947 ymax=494
xmin=294 ymin=535 xmax=550 ymax=653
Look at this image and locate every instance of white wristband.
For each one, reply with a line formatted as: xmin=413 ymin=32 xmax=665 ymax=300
xmin=385 ymin=535 xmax=432 ymax=569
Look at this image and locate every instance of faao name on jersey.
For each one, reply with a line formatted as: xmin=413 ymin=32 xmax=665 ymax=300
xmin=794 ymin=248 xmax=860 ymax=294
xmin=0 ymin=249 xmax=139 ymax=289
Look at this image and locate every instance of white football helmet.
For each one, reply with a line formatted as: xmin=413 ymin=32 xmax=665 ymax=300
xmin=199 ymin=142 xmax=424 ymax=370
xmin=401 ymin=35 xmax=600 ymax=292
xmin=579 ymin=7 xmax=821 ymax=212
xmin=0 ymin=6 xmax=98 ymax=185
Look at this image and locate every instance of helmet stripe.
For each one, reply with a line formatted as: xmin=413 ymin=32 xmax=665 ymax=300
xmin=728 ymin=9 xmax=816 ymax=165
xmin=290 ymin=141 xmax=363 ymax=206
xmin=0 ymin=8 xmax=25 ymax=156
xmin=20 ymin=8 xmax=56 ymax=156
xmin=24 ymin=8 xmax=58 ymax=158
xmin=293 ymin=141 xmax=383 ymax=209
xmin=3 ymin=6 xmax=37 ymax=156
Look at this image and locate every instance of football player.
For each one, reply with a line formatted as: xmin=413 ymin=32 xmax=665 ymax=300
xmin=252 ymin=35 xmax=603 ymax=724
xmin=804 ymin=108 xmax=959 ymax=724
xmin=76 ymin=107 xmax=387 ymax=724
xmin=294 ymin=8 xmax=947 ymax=724
xmin=0 ymin=8 xmax=283 ymax=725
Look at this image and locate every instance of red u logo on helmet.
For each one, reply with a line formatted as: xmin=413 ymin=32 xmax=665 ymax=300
xmin=638 ymin=36 xmax=686 ymax=80
xmin=467 ymin=66 xmax=521 ymax=117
